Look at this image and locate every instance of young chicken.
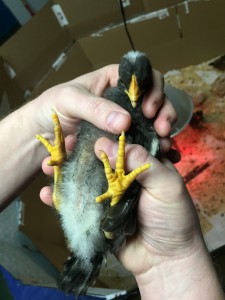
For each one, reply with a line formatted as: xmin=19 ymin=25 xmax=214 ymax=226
xmin=36 ymin=51 xmax=160 ymax=296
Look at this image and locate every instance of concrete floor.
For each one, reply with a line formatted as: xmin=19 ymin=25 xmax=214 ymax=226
xmin=0 ymin=198 xmax=59 ymax=286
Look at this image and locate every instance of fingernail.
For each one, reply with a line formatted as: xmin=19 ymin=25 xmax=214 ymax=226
xmin=106 ymin=111 xmax=129 ymax=132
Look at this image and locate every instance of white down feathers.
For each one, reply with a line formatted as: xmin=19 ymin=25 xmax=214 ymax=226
xmin=58 ymin=123 xmax=109 ymax=268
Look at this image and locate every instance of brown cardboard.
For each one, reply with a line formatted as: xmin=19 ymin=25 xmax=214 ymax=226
xmin=0 ymin=1 xmax=71 ymax=92
xmin=78 ymin=7 xmax=178 ymax=71
xmin=53 ymin=0 xmax=146 ymax=38
xmin=0 ymin=92 xmax=10 ymax=119
xmin=130 ymin=7 xmax=178 ymax=49
xmin=135 ymin=0 xmax=225 ymax=73
xmin=78 ymin=26 xmax=132 ymax=69
xmin=178 ymin=0 xmax=225 ymax=38
xmin=79 ymin=0 xmax=225 ymax=73
xmin=143 ymin=0 xmax=184 ymax=12
xmin=31 ymin=42 xmax=93 ymax=99
xmin=0 ymin=61 xmax=13 ymax=117
xmin=0 ymin=57 xmax=24 ymax=110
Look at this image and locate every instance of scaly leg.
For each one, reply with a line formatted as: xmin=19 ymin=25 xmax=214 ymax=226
xmin=36 ymin=113 xmax=67 ymax=211
xmin=96 ymin=131 xmax=150 ymax=206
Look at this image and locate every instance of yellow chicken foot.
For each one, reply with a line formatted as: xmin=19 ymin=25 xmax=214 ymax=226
xmin=96 ymin=131 xmax=150 ymax=206
xmin=36 ymin=112 xmax=67 ymax=211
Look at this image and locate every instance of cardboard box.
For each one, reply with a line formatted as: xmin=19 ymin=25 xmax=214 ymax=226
xmin=78 ymin=0 xmax=225 ymax=73
xmin=0 ymin=91 xmax=10 ymax=119
xmin=0 ymin=2 xmax=71 ymax=92
xmin=30 ymin=42 xmax=93 ymax=99
xmin=52 ymin=0 xmax=146 ymax=39
xmin=178 ymin=0 xmax=225 ymax=38
xmin=143 ymin=0 xmax=184 ymax=12
xmin=0 ymin=57 xmax=24 ymax=110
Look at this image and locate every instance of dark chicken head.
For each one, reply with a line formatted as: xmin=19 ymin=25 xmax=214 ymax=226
xmin=118 ymin=51 xmax=153 ymax=108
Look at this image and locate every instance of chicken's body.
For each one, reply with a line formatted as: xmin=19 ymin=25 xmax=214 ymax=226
xmin=37 ymin=51 xmax=160 ymax=296
xmin=59 ymin=123 xmax=109 ymax=294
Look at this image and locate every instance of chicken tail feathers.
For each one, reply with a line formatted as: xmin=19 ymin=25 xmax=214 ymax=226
xmin=58 ymin=252 xmax=103 ymax=297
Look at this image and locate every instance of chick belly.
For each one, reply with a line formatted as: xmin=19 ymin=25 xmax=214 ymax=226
xmin=59 ymin=159 xmax=108 ymax=266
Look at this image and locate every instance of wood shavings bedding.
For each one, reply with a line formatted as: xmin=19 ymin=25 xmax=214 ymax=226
xmin=165 ymin=58 xmax=223 ymax=98
xmin=165 ymin=55 xmax=225 ymax=238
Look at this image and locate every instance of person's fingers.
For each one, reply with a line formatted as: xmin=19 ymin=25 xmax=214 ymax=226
xmin=142 ymin=69 xmax=164 ymax=118
xmin=37 ymin=65 xmax=129 ymax=135
xmin=159 ymin=137 xmax=172 ymax=153
xmin=41 ymin=140 xmax=181 ymax=207
xmin=42 ymin=157 xmax=54 ymax=176
xmin=54 ymin=85 xmax=131 ymax=134
xmin=65 ymin=134 xmax=76 ymax=153
xmin=40 ymin=186 xmax=53 ymax=206
xmin=75 ymin=64 xmax=119 ymax=95
xmin=52 ymin=65 xmax=130 ymax=134
xmin=94 ymin=137 xmax=180 ymax=190
xmin=153 ymin=97 xmax=177 ymax=137
xmin=159 ymin=139 xmax=181 ymax=162
xmin=95 ymin=137 xmax=116 ymax=159
xmin=141 ymin=69 xmax=177 ymax=139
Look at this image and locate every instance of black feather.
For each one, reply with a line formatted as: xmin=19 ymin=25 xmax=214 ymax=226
xmin=59 ymin=252 xmax=103 ymax=297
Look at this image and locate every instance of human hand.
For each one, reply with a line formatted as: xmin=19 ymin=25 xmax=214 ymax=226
xmin=95 ymin=139 xmax=224 ymax=300
xmin=40 ymin=65 xmax=177 ymax=204
xmin=94 ymin=138 xmax=200 ymax=273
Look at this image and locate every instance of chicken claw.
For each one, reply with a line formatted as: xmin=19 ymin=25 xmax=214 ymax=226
xmin=96 ymin=131 xmax=150 ymax=206
xmin=36 ymin=112 xmax=66 ymax=210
